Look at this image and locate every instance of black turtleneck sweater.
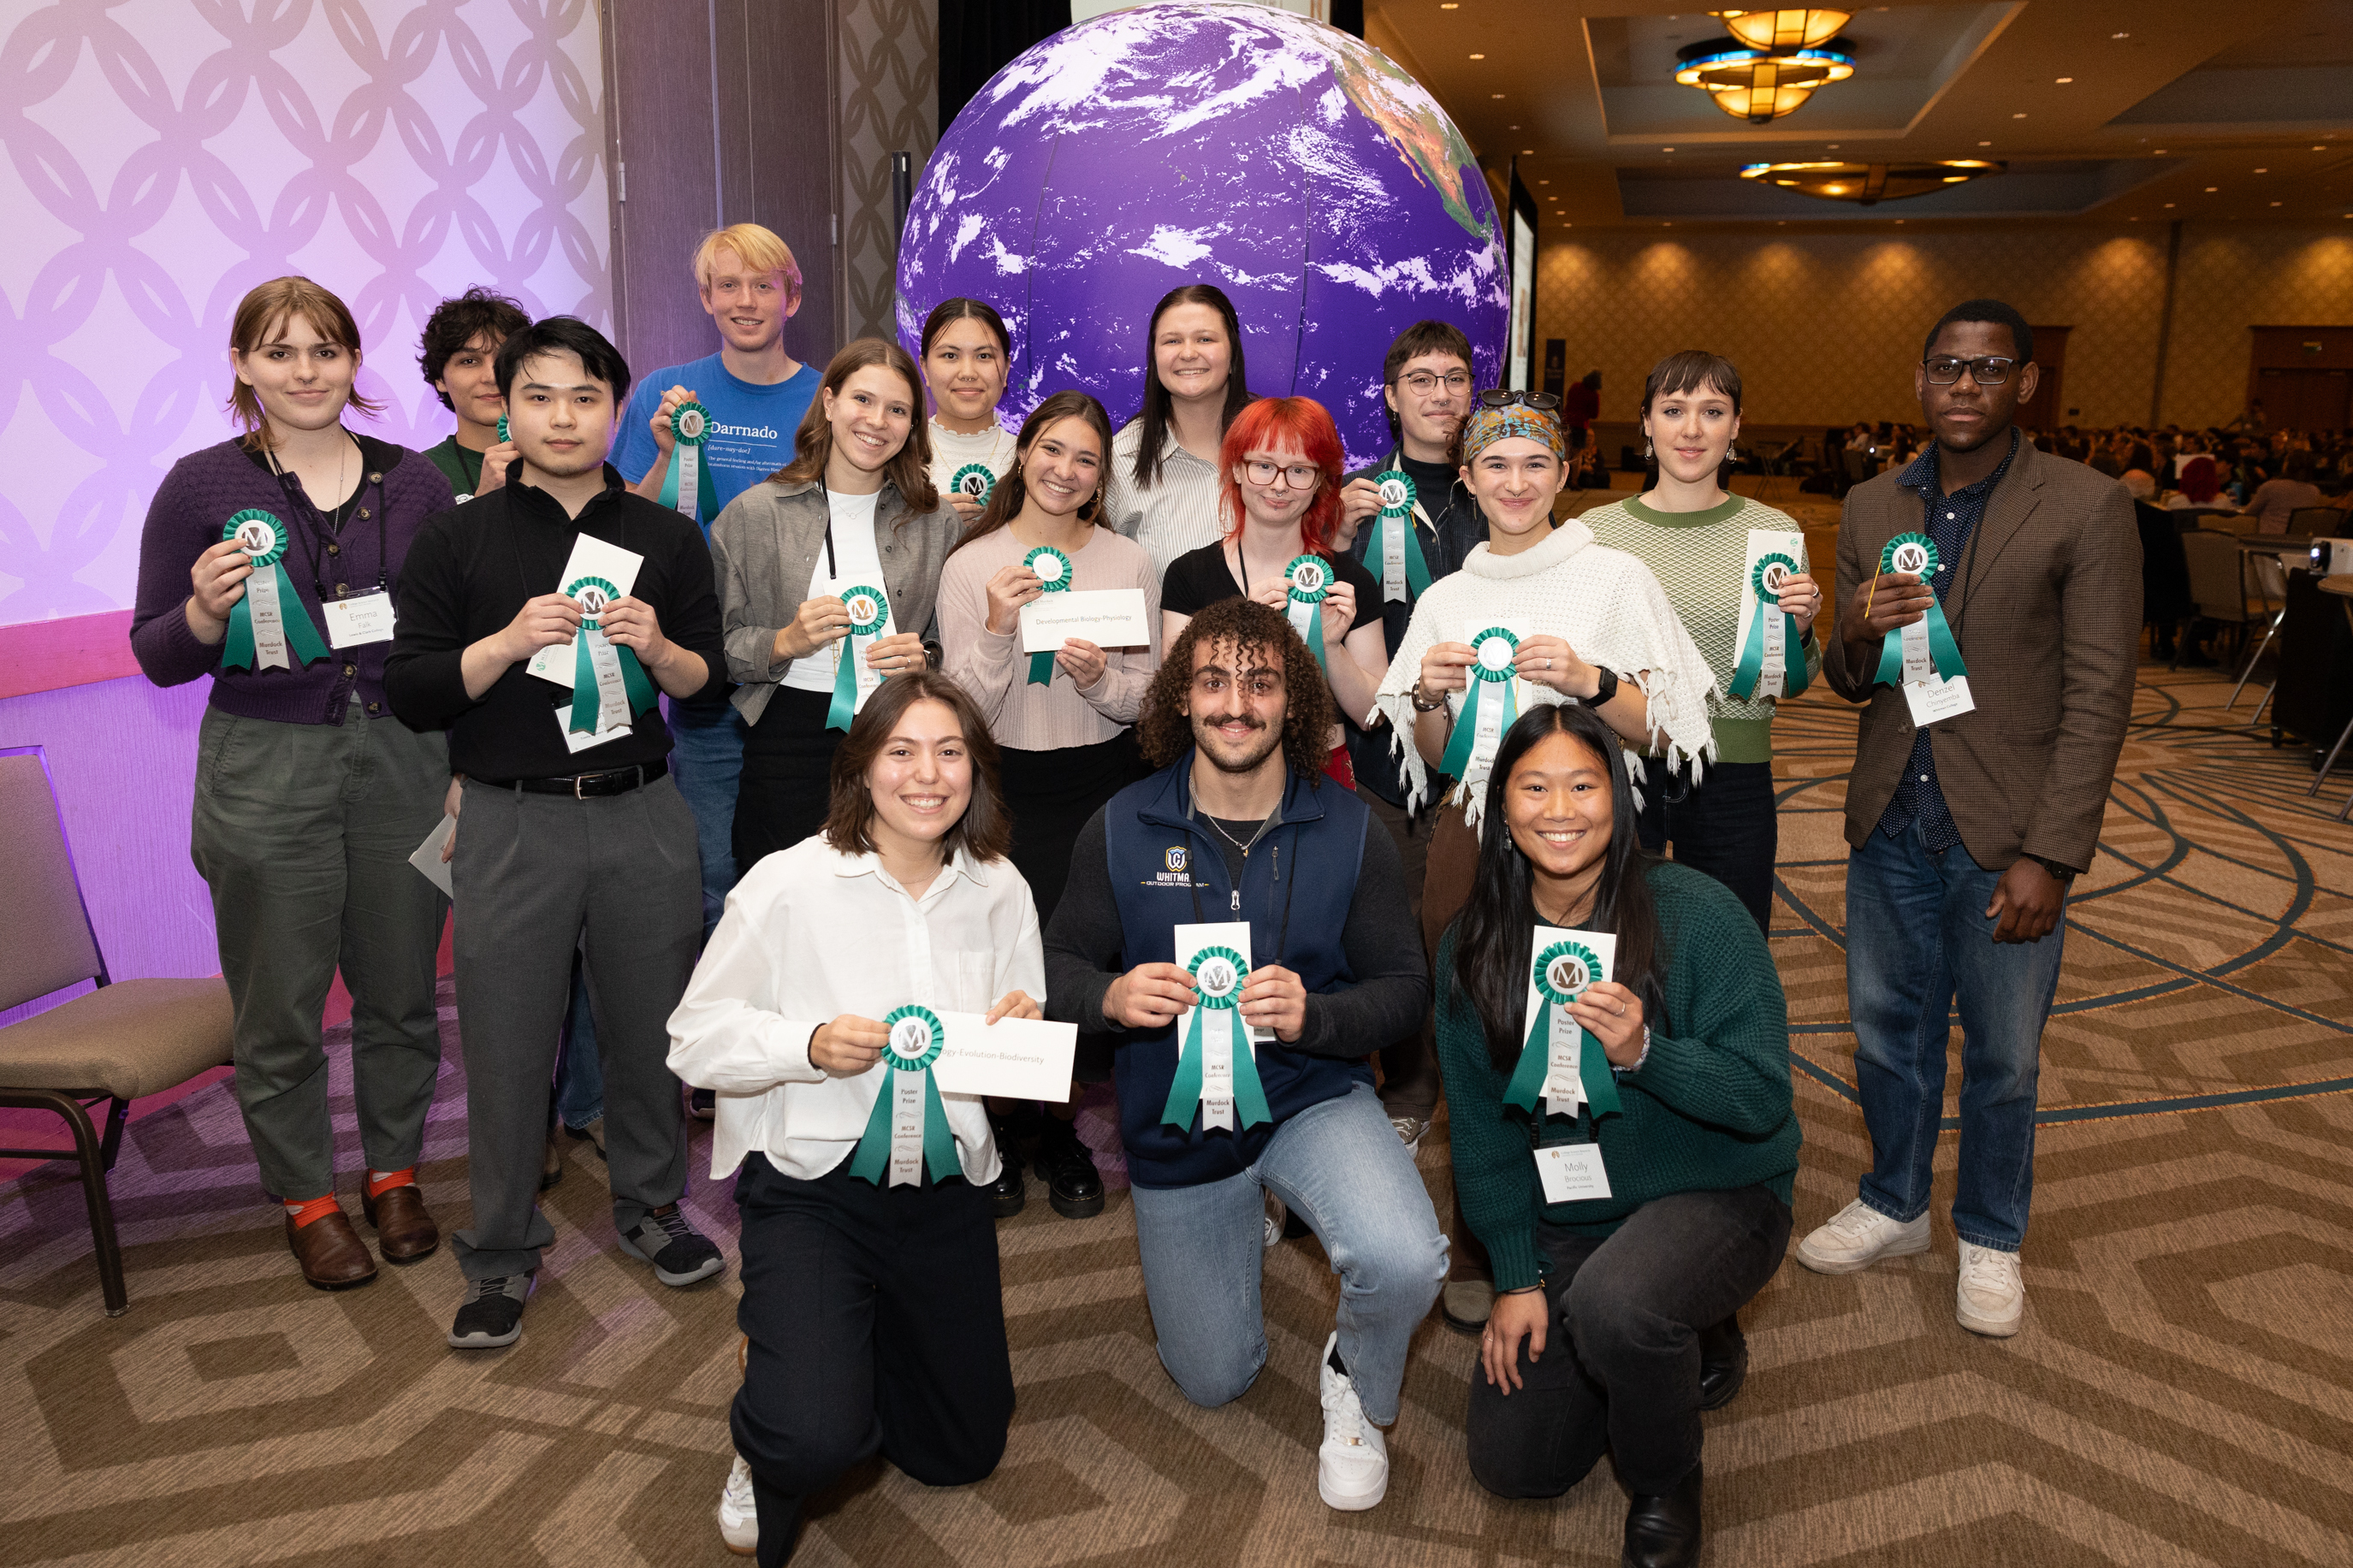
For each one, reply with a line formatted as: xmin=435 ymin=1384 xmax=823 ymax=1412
xmin=386 ymin=465 xmax=725 ymax=779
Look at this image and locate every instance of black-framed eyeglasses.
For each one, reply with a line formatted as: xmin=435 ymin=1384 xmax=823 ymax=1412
xmin=1922 ymin=355 xmax=2018 ymax=387
xmin=1476 ymin=388 xmax=1562 ymax=411
xmin=1396 ymin=370 xmax=1472 ymax=395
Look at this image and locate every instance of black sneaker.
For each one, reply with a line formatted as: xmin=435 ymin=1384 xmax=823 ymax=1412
xmin=1034 ymin=1116 xmax=1105 ymax=1220
xmin=986 ymin=1120 xmax=1027 ymax=1219
xmin=688 ymin=1087 xmax=716 ymax=1121
xmin=619 ymin=1204 xmax=726 ymax=1287
xmin=448 ymin=1273 xmax=532 ymax=1348
xmin=1699 ymin=1317 xmax=1749 ymax=1411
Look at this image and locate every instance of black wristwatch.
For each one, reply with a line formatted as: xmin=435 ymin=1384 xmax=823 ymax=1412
xmin=2030 ymin=855 xmax=2078 ymax=883
xmin=1584 ymin=666 xmax=1620 ymax=707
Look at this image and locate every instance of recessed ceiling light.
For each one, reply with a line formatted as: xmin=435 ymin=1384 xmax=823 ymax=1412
xmin=2206 ymin=186 xmax=2219 ymax=192
xmin=1663 ymin=146 xmax=1676 ymax=151
xmin=2130 ymin=216 xmax=2140 ymax=221
xmin=1894 ymin=218 xmax=1905 ymax=224
xmin=2056 ymin=77 xmax=2072 ymax=83
xmin=2255 ymin=168 xmax=2267 ymax=173
xmin=1440 ymin=2 xmax=1459 ymax=8
xmin=2317 ymin=145 xmax=2328 ymax=151
xmin=1491 ymin=92 xmax=1505 ymax=98
xmin=1777 ymin=220 xmax=1787 ymax=225
xmin=2272 ymin=200 xmax=2283 ymax=206
xmin=2113 ymin=31 xmax=2129 ymax=38
xmin=1468 ymin=52 xmax=1485 ymax=59
xmin=2165 ymin=202 xmax=2175 ymax=208
xmin=1978 ymin=140 xmax=1993 ymax=147
xmin=1538 ymin=179 xmax=1550 ymax=184
xmin=2012 ymin=112 xmax=2027 ymax=119
xmin=2154 ymin=148 xmax=2167 ymax=154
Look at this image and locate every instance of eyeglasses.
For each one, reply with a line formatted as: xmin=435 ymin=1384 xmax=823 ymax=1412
xmin=1476 ymin=388 xmax=1562 ymax=411
xmin=1922 ymin=355 xmax=2018 ymax=386
xmin=1242 ymin=459 xmax=1323 ymax=490
xmin=1396 ymin=370 xmax=1472 ymax=395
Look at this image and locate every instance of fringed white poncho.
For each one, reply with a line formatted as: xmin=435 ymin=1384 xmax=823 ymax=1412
xmin=1371 ymin=518 xmax=1720 ymax=830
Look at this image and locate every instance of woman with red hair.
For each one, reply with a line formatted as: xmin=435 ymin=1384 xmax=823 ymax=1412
xmin=1160 ymin=396 xmax=1391 ymax=786
xmin=2168 ymin=454 xmax=2221 ymax=510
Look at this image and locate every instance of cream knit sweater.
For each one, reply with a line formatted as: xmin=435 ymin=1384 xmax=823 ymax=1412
xmin=1371 ymin=518 xmax=1718 ymax=827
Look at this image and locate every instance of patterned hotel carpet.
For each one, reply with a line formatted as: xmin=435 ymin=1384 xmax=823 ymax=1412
xmin=3 ymin=659 xmax=2351 ymax=1566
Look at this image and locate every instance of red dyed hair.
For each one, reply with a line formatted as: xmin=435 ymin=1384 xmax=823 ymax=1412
xmin=2178 ymin=454 xmax=2220 ymax=505
xmin=1218 ymin=396 xmax=1345 ymax=553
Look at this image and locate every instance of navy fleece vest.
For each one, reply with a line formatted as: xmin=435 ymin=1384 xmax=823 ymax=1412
xmin=1104 ymin=757 xmax=1373 ymax=1188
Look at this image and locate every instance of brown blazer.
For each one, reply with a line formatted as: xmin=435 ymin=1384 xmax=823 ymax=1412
xmin=1822 ymin=436 xmax=2141 ymax=872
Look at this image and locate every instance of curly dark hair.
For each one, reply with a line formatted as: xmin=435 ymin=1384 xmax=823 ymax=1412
xmin=418 ymin=287 xmax=530 ymax=408
xmin=1136 ymin=597 xmax=1334 ymax=784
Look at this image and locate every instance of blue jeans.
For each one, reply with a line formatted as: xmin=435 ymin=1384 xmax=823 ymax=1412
xmin=667 ymin=698 xmax=749 ymax=938
xmin=1127 ymin=1081 xmax=1447 ymax=1424
xmin=1846 ymin=821 xmax=2066 ymax=1252
xmin=554 ymin=948 xmax=602 ymax=1128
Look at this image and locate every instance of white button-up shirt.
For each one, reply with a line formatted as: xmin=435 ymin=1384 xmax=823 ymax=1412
xmin=667 ymin=835 xmax=1044 ymax=1184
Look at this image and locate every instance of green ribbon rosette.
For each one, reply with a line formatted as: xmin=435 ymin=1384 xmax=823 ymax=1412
xmin=1871 ymin=532 xmax=1967 ymax=687
xmin=1503 ymin=938 xmax=1623 ymax=1120
xmin=827 ymin=584 xmax=891 ymax=732
xmin=657 ymin=399 xmax=712 ymax=522
xmin=1023 ymin=544 xmax=1072 ymax=685
xmin=1283 ymin=553 xmax=1332 ymax=673
xmin=849 ymin=1004 xmax=962 ymax=1186
xmin=1727 ymin=552 xmax=1812 ymax=701
xmin=950 ymin=462 xmax=998 ymax=508
xmin=495 ymin=413 xmax=509 ymax=444
xmin=1437 ymin=627 xmax=1521 ymax=782
xmin=565 ymin=576 xmax=658 ymax=734
xmin=219 ymin=510 xmax=330 ymax=672
xmin=1371 ymin=470 xmax=1434 ymax=604
xmin=1160 ymin=944 xmax=1273 ymax=1133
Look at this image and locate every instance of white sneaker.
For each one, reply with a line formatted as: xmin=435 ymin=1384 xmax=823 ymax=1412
xmin=1955 ymin=1241 xmax=2025 ymax=1337
xmin=1264 ymin=1187 xmax=1288 ymax=1249
xmin=1795 ymin=1198 xmax=1931 ymax=1275
xmin=1316 ymin=1332 xmax=1390 ymax=1511
xmin=718 ymin=1453 xmax=757 ymax=1556
xmin=1387 ymin=1113 xmax=1431 ymax=1156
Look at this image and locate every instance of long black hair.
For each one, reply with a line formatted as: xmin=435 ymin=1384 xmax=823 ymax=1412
xmin=1447 ymin=701 xmax=1668 ymax=1075
xmin=1129 ymin=283 xmax=1253 ymax=488
xmin=947 ymin=389 xmax=1114 ymax=555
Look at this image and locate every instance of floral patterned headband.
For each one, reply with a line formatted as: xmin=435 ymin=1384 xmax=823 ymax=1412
xmin=1461 ymin=403 xmax=1566 ymax=465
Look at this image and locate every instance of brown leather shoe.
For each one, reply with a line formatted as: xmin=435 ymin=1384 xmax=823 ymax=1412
xmin=287 ymin=1209 xmax=378 ymax=1289
xmin=363 ymin=1183 xmax=441 ymax=1263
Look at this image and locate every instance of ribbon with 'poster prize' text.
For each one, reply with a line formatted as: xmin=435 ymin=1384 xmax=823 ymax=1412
xmin=565 ymin=576 xmax=657 ymax=734
xmin=1872 ymin=532 xmax=1968 ymax=688
xmin=1371 ymin=470 xmax=1433 ymax=603
xmin=220 ymin=510 xmax=330 ymax=672
xmin=1728 ymin=549 xmax=1811 ymax=701
xmin=1161 ymin=943 xmax=1271 ymax=1133
xmin=1504 ymin=930 xmax=1623 ymax=1121
xmin=849 ymin=1005 xmax=961 ymax=1186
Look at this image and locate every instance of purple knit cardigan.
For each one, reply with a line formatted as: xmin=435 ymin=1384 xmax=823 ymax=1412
xmin=129 ymin=437 xmax=456 ymax=725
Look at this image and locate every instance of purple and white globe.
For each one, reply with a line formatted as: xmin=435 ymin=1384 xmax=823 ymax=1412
xmin=895 ymin=1 xmax=1508 ymax=468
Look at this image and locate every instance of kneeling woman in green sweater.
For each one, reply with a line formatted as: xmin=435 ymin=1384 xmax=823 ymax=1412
xmin=1437 ymin=700 xmax=1798 ymax=1568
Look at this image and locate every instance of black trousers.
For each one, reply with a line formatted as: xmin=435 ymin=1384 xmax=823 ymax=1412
xmin=1467 ymin=1185 xmax=1791 ymax=1498
xmin=1634 ymin=758 xmax=1777 ymax=932
xmin=732 ymin=1154 xmax=1015 ymax=1565
xmin=733 ymin=687 xmax=843 ymax=874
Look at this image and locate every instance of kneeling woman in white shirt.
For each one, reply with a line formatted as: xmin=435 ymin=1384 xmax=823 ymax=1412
xmin=668 ymin=670 xmax=1043 ymax=1565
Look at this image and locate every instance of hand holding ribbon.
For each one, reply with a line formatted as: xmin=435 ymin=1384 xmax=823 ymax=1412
xmin=564 ymin=576 xmax=658 ymax=734
xmin=1370 ymin=470 xmax=1435 ymax=603
xmin=1438 ymin=627 xmax=1522 ymax=784
xmin=848 ymin=1005 xmax=961 ymax=1186
xmin=1160 ymin=946 xmax=1273 ymax=1133
xmin=1870 ymin=533 xmax=1967 ymax=687
xmin=1728 ymin=552 xmax=1813 ymax=701
xmin=1023 ymin=545 xmax=1072 ymax=685
xmin=1503 ymin=937 xmax=1624 ymax=1121
xmin=827 ymin=586 xmax=892 ymax=731
xmin=1283 ymin=553 xmax=1334 ymax=674
xmin=216 ymin=511 xmax=331 ymax=671
xmin=657 ymin=399 xmax=712 ymax=522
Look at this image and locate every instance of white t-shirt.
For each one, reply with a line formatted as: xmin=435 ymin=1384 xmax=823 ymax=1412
xmin=929 ymin=418 xmax=1016 ymax=506
xmin=780 ymin=488 xmax=894 ymax=694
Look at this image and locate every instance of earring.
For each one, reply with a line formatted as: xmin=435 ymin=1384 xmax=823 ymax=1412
xmin=1644 ymin=440 xmax=1655 ymax=460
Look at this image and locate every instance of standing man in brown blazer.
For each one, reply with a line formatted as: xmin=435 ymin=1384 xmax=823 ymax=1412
xmin=1793 ymin=299 xmax=2139 ymax=1338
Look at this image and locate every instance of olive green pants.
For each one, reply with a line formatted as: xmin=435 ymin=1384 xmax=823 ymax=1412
xmin=192 ymin=701 xmax=450 ymax=1201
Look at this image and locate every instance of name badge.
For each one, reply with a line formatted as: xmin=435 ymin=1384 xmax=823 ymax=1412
xmin=1534 ymin=1142 xmax=1612 ymax=1204
xmin=321 ymin=592 xmax=395 ymax=648
xmin=1901 ymin=673 xmax=1976 ymax=729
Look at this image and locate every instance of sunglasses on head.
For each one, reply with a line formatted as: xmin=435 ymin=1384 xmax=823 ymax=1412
xmin=1475 ymin=388 xmax=1562 ymax=411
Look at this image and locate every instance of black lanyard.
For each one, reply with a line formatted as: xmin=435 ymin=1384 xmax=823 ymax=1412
xmin=266 ymin=435 xmax=388 ymax=601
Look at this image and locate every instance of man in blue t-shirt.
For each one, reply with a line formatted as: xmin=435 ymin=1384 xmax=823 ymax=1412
xmin=611 ymin=226 xmax=823 ymax=1039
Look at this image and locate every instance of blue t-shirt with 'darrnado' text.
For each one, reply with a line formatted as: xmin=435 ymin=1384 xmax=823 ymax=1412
xmin=612 ymin=352 xmax=818 ymax=532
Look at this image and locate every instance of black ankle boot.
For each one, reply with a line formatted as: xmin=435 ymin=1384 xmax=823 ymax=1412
xmin=985 ymin=1120 xmax=1026 ymax=1218
xmin=1698 ymin=1317 xmax=1747 ymax=1411
xmin=1622 ymin=1461 xmax=1704 ymax=1568
xmin=1034 ymin=1115 xmax=1105 ymax=1219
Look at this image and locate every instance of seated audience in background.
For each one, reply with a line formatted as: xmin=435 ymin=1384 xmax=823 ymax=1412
xmin=2243 ymin=452 xmax=2325 ymax=535
xmin=416 ymin=286 xmax=528 ymax=500
xmin=668 ymin=672 xmax=1034 ymax=1565
xmin=2168 ymin=454 xmax=2221 ymax=510
xmin=1044 ymin=597 xmax=1443 ymax=1514
xmin=131 ymin=275 xmax=455 ymax=1291
xmin=1443 ymin=701 xmax=1797 ymax=1568
xmin=387 ymin=315 xmax=729 ymax=1349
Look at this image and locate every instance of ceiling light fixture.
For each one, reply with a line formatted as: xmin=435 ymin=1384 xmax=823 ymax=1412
xmin=2112 ymin=31 xmax=2129 ymax=38
xmin=2255 ymin=167 xmax=2267 ymax=173
xmin=1740 ymin=158 xmax=2002 ymax=204
xmin=1469 ymin=52 xmax=1485 ymax=58
xmin=1716 ymin=8 xmax=1850 ymax=50
xmin=2055 ymin=76 xmax=2072 ymax=83
xmin=1674 ymin=11 xmax=1856 ymax=122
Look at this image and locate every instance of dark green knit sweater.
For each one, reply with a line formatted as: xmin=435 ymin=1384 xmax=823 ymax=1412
xmin=1437 ymin=860 xmax=1801 ymax=1291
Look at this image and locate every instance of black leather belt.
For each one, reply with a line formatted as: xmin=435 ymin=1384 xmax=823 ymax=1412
xmin=482 ymin=759 xmax=667 ymax=799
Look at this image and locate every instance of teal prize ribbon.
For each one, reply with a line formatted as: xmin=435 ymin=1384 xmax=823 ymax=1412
xmin=657 ymin=399 xmax=712 ymax=522
xmin=951 ymin=463 xmax=997 ymax=508
xmin=1727 ymin=552 xmax=1811 ymax=701
xmin=564 ymin=576 xmax=657 ymax=734
xmin=1160 ymin=944 xmax=1272 ymax=1133
xmin=1371 ymin=470 xmax=1434 ymax=604
xmin=219 ymin=510 xmax=330 ymax=672
xmin=495 ymin=413 xmax=509 ymax=444
xmin=1283 ymin=553 xmax=1332 ymax=673
xmin=1437 ymin=627 xmax=1520 ymax=782
xmin=1503 ymin=938 xmax=1622 ymax=1120
xmin=1023 ymin=544 xmax=1072 ymax=685
xmin=827 ymin=584 xmax=890 ymax=732
xmin=1871 ymin=532 xmax=1967 ymax=687
xmin=849 ymin=1005 xmax=961 ymax=1186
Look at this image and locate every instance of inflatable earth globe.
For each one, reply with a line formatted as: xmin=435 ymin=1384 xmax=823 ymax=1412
xmin=895 ymin=0 xmax=1508 ymax=469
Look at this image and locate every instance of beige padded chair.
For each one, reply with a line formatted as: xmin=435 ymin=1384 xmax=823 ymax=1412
xmin=0 ymin=749 xmax=232 ymax=1316
xmin=2179 ymin=530 xmax=2255 ymax=669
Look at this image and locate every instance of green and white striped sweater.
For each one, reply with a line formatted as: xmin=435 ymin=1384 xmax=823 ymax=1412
xmin=1583 ymin=494 xmax=1822 ymax=764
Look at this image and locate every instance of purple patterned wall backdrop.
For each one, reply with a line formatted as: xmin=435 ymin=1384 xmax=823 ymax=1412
xmin=0 ymin=0 xmax=613 ymax=630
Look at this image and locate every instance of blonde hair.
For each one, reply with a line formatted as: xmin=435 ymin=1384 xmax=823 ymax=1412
xmin=227 ymin=276 xmax=383 ymax=449
xmin=693 ymin=224 xmax=803 ymax=303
